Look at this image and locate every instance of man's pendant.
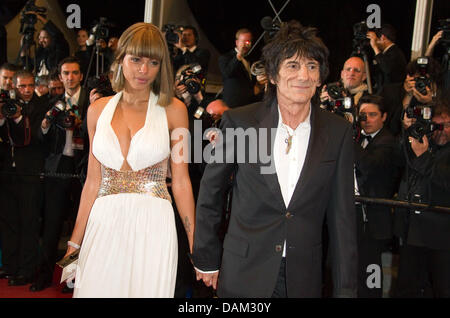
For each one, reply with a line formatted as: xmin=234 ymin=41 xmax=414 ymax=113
xmin=285 ymin=135 xmax=293 ymax=154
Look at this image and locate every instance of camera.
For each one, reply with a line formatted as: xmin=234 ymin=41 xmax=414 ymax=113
xmin=19 ymin=0 xmax=47 ymax=43
xmin=352 ymin=21 xmax=381 ymax=53
xmin=414 ymin=57 xmax=432 ymax=95
xmin=405 ymin=101 xmax=443 ymax=141
xmin=0 ymin=90 xmax=22 ymax=118
xmin=86 ymin=17 xmax=111 ymax=46
xmin=86 ymin=74 xmax=115 ymax=98
xmin=438 ymin=18 xmax=450 ymax=45
xmin=322 ymin=82 xmax=352 ymax=113
xmin=45 ymin=100 xmax=76 ymax=129
xmin=178 ymin=63 xmax=204 ymax=95
xmin=162 ymin=24 xmax=183 ymax=46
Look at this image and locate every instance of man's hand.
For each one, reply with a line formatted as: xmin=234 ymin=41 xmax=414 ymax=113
xmin=89 ymin=88 xmax=102 ymax=104
xmin=25 ymin=11 xmax=47 ymax=24
xmin=402 ymin=112 xmax=416 ymax=130
xmin=367 ymin=31 xmax=381 ymax=55
xmin=320 ymin=85 xmax=331 ymax=104
xmin=412 ymin=86 xmax=433 ymax=104
xmin=195 ymin=270 xmax=219 ymax=290
xmin=41 ymin=110 xmax=52 ymax=130
xmin=403 ymin=75 xmax=416 ymax=96
xmin=409 ymin=135 xmax=429 ymax=157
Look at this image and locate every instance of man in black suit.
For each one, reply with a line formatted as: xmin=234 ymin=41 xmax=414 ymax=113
xmin=193 ymin=21 xmax=357 ymax=298
xmin=354 ymin=94 xmax=401 ymax=297
xmin=0 ymin=70 xmax=47 ymax=285
xmin=30 ymin=57 xmax=89 ymax=291
xmin=219 ymin=28 xmax=257 ymax=108
xmin=173 ymin=26 xmax=210 ymax=78
xmin=367 ymin=24 xmax=407 ymax=92
xmin=394 ymin=92 xmax=450 ymax=297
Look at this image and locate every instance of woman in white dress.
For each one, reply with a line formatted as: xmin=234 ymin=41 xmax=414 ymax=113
xmin=63 ymin=22 xmax=196 ymax=297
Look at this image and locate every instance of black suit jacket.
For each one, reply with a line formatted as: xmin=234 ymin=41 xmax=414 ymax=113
xmin=0 ymin=95 xmax=47 ymax=182
xmin=219 ymin=50 xmax=256 ymax=108
xmin=373 ymin=44 xmax=407 ymax=92
xmin=173 ymin=47 xmax=211 ymax=76
xmin=40 ymin=87 xmax=90 ymax=174
xmin=394 ymin=141 xmax=450 ymax=251
xmin=193 ymin=99 xmax=357 ymax=298
xmin=355 ymin=127 xmax=401 ymax=239
xmin=380 ymin=83 xmax=405 ymax=137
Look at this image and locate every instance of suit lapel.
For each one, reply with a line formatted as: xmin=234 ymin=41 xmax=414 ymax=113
xmin=256 ymin=100 xmax=286 ymax=210
xmin=287 ymin=104 xmax=328 ymax=210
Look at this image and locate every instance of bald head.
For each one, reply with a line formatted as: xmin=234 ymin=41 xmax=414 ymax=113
xmin=341 ymin=57 xmax=366 ymax=90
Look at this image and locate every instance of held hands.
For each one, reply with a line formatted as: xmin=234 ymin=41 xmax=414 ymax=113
xmin=195 ymin=269 xmax=219 ymax=290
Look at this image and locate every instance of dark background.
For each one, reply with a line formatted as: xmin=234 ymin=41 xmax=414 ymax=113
xmin=1 ymin=0 xmax=449 ymax=81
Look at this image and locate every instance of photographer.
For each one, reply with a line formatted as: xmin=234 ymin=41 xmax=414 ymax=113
xmin=353 ymin=95 xmax=401 ymax=297
xmin=219 ymin=28 xmax=258 ymax=108
xmin=173 ymin=26 xmax=211 ymax=78
xmin=382 ymin=57 xmax=441 ymax=137
xmin=0 ymin=70 xmax=47 ymax=286
xmin=394 ymin=92 xmax=450 ymax=297
xmin=31 ymin=57 xmax=89 ymax=292
xmin=20 ymin=9 xmax=69 ymax=76
xmin=0 ymin=63 xmax=17 ymax=91
xmin=320 ymin=56 xmax=369 ymax=117
xmin=366 ymin=24 xmax=407 ymax=90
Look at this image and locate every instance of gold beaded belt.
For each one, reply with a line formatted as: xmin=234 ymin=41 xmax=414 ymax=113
xmin=97 ymin=159 xmax=172 ymax=203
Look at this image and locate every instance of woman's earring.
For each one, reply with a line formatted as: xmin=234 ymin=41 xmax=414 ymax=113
xmin=115 ymin=64 xmax=122 ymax=83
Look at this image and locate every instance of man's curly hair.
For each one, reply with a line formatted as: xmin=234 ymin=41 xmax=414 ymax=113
xmin=261 ymin=20 xmax=330 ymax=103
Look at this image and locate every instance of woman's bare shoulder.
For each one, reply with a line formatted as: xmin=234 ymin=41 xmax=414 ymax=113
xmin=87 ymin=95 xmax=115 ymax=122
xmin=165 ymin=97 xmax=188 ymax=129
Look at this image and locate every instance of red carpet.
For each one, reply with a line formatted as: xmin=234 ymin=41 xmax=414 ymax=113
xmin=0 ymin=266 xmax=72 ymax=298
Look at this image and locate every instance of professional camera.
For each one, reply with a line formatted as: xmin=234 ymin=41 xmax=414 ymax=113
xmin=405 ymin=101 xmax=443 ymax=141
xmin=86 ymin=74 xmax=115 ymax=98
xmin=0 ymin=90 xmax=22 ymax=118
xmin=178 ymin=63 xmax=204 ymax=95
xmin=45 ymin=99 xmax=76 ymax=129
xmin=438 ymin=18 xmax=450 ymax=45
xmin=352 ymin=21 xmax=381 ymax=53
xmin=414 ymin=57 xmax=433 ymax=95
xmin=162 ymin=24 xmax=183 ymax=46
xmin=19 ymin=0 xmax=47 ymax=43
xmin=86 ymin=17 xmax=112 ymax=46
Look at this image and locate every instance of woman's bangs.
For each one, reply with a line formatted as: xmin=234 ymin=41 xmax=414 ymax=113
xmin=125 ymin=28 xmax=164 ymax=61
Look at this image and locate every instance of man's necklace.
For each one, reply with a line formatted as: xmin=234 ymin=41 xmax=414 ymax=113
xmin=282 ymin=124 xmax=294 ymax=154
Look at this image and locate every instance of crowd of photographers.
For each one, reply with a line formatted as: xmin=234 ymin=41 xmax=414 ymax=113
xmin=0 ymin=1 xmax=450 ymax=298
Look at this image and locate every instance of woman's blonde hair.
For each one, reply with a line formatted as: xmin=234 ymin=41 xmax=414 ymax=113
xmin=111 ymin=22 xmax=174 ymax=106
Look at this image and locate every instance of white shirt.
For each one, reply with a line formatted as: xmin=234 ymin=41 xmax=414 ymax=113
xmin=274 ymin=104 xmax=312 ymax=257
xmin=41 ymin=86 xmax=82 ymax=157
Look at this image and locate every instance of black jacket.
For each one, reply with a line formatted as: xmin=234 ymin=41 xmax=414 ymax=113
xmin=218 ymin=50 xmax=256 ymax=108
xmin=193 ymin=99 xmax=357 ymax=297
xmin=355 ymin=127 xmax=401 ymax=239
xmin=373 ymin=44 xmax=407 ymax=92
xmin=39 ymin=87 xmax=90 ymax=174
xmin=173 ymin=47 xmax=211 ymax=76
xmin=0 ymin=95 xmax=48 ymax=181
xmin=394 ymin=140 xmax=450 ymax=251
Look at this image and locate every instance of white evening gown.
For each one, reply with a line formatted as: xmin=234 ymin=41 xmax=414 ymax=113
xmin=73 ymin=91 xmax=178 ymax=298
